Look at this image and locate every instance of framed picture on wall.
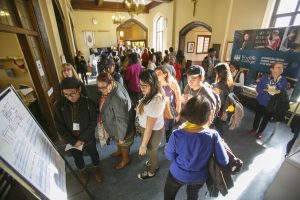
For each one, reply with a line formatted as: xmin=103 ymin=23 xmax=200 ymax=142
xmin=187 ymin=42 xmax=195 ymax=53
xmin=225 ymin=41 xmax=233 ymax=61
xmin=196 ymin=35 xmax=211 ymax=54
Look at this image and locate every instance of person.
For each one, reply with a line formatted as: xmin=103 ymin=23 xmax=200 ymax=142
xmin=163 ymin=49 xmax=169 ymax=62
xmin=103 ymin=58 xmax=124 ymax=86
xmin=89 ymin=53 xmax=98 ymax=76
xmin=212 ymin=63 xmax=234 ymax=135
xmin=280 ymin=30 xmax=297 ymax=52
xmin=147 ymin=54 xmax=157 ymax=70
xmin=169 ymin=55 xmax=181 ymax=82
xmin=124 ymin=52 xmax=143 ymax=106
xmin=249 ymin=62 xmax=287 ymax=139
xmin=74 ymin=51 xmax=88 ymax=85
xmin=53 ymin=77 xmax=102 ymax=184
xmin=169 ymin=47 xmax=176 ymax=57
xmin=238 ymin=32 xmax=253 ymax=50
xmin=61 ymin=63 xmax=88 ymax=96
xmin=112 ymin=51 xmax=121 ymax=72
xmin=164 ymin=95 xmax=229 ymax=200
xmin=155 ymin=66 xmax=181 ymax=143
xmin=136 ymin=70 xmax=165 ymax=180
xmin=229 ymin=61 xmax=245 ymax=95
xmin=141 ymin=48 xmax=149 ymax=68
xmin=163 ymin=56 xmax=176 ymax=78
xmin=266 ymin=30 xmax=281 ymax=51
xmin=202 ymin=48 xmax=220 ymax=83
xmin=97 ymin=72 xmax=133 ymax=170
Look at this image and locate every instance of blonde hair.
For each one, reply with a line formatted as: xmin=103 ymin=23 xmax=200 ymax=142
xmin=61 ymin=63 xmax=80 ymax=80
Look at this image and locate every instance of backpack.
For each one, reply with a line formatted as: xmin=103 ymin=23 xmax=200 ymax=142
xmin=220 ymin=93 xmax=244 ymax=130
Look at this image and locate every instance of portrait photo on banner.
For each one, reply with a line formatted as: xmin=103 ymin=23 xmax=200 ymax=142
xmin=84 ymin=31 xmax=95 ymax=47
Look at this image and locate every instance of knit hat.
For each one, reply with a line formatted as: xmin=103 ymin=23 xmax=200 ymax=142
xmin=187 ymin=65 xmax=205 ymax=77
xmin=61 ymin=77 xmax=80 ymax=89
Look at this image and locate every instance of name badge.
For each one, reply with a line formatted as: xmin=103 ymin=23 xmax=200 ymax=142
xmin=73 ymin=123 xmax=80 ymax=131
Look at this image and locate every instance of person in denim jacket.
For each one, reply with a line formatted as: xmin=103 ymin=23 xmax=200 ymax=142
xmin=249 ymin=63 xmax=287 ymax=139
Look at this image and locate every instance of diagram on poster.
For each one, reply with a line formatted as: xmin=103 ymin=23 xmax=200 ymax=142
xmin=0 ymin=86 xmax=67 ymax=200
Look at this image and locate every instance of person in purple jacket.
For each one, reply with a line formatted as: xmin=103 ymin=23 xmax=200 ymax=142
xmin=249 ymin=62 xmax=287 ymax=139
xmin=164 ymin=95 xmax=229 ymax=200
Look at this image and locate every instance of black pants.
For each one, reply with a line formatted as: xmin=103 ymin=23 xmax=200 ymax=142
xmin=69 ymin=141 xmax=100 ymax=170
xmin=253 ymin=104 xmax=271 ymax=133
xmin=80 ymin=72 xmax=88 ymax=84
xmin=165 ymin=119 xmax=175 ymax=143
xmin=164 ymin=171 xmax=203 ymax=200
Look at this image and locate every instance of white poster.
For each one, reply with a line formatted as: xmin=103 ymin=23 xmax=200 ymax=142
xmin=0 ymin=87 xmax=67 ymax=200
xmin=84 ymin=31 xmax=95 ymax=47
xmin=36 ymin=60 xmax=45 ymax=77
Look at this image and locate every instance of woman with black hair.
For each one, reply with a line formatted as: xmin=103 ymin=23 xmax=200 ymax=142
xmin=213 ymin=63 xmax=233 ymax=135
xmin=164 ymin=96 xmax=229 ymax=200
xmin=136 ymin=70 xmax=165 ymax=180
xmin=229 ymin=61 xmax=245 ymax=95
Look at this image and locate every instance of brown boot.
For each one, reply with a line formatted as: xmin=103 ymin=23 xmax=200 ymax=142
xmin=93 ymin=166 xmax=102 ymax=182
xmin=111 ymin=145 xmax=121 ymax=157
xmin=79 ymin=169 xmax=89 ymax=185
xmin=115 ymin=146 xmax=131 ymax=170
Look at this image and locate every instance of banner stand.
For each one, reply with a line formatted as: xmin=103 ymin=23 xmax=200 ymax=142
xmin=0 ymin=85 xmax=94 ymax=200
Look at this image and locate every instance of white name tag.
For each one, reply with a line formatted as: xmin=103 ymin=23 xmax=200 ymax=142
xmin=73 ymin=123 xmax=80 ymax=131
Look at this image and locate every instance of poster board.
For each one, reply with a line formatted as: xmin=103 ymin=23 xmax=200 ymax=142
xmin=231 ymin=26 xmax=300 ymax=101
xmin=0 ymin=86 xmax=67 ymax=200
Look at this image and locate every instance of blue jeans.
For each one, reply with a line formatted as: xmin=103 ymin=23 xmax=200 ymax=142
xmin=164 ymin=171 xmax=203 ymax=200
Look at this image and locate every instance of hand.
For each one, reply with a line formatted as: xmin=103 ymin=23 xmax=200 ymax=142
xmin=139 ymin=145 xmax=147 ymax=156
xmin=181 ymin=94 xmax=188 ymax=104
xmin=74 ymin=140 xmax=84 ymax=148
xmin=175 ymin=115 xmax=180 ymax=122
xmin=118 ymin=140 xmax=125 ymax=145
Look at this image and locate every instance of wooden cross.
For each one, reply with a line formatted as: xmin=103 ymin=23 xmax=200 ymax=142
xmin=192 ymin=0 xmax=198 ymax=17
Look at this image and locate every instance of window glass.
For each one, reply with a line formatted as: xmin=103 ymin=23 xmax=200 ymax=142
xmin=274 ymin=16 xmax=292 ymax=27
xmin=276 ymin=0 xmax=298 ymax=14
xmin=293 ymin=14 xmax=300 ymax=25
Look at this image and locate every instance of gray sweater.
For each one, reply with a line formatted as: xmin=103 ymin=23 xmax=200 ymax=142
xmin=99 ymin=82 xmax=131 ymax=140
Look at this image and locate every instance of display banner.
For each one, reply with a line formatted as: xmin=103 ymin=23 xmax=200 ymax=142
xmin=0 ymin=86 xmax=67 ymax=200
xmin=231 ymin=26 xmax=300 ymax=101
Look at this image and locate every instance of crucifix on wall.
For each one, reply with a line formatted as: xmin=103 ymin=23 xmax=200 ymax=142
xmin=192 ymin=0 xmax=198 ymax=17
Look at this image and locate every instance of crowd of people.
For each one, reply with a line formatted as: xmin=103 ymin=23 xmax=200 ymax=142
xmin=53 ymin=46 xmax=289 ymax=200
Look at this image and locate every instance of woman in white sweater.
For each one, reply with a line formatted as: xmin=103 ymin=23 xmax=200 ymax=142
xmin=136 ymin=70 xmax=165 ymax=180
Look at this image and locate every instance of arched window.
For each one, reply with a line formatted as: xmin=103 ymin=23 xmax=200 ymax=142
xmin=270 ymin=0 xmax=300 ymax=27
xmin=156 ymin=17 xmax=164 ymax=52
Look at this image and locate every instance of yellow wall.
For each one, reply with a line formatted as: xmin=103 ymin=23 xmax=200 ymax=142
xmin=185 ymin=27 xmax=211 ymax=61
xmin=73 ymin=11 xmax=149 ymax=59
xmin=0 ymin=32 xmax=33 ymax=89
xmin=119 ymin=24 xmax=147 ymax=41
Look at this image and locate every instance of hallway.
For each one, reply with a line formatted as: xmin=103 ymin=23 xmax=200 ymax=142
xmin=65 ymin=106 xmax=292 ymax=200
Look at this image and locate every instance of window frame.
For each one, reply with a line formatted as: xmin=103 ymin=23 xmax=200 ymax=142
xmin=155 ymin=16 xmax=163 ymax=52
xmin=269 ymin=0 xmax=300 ymax=27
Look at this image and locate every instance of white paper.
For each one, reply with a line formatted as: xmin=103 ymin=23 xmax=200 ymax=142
xmin=0 ymin=87 xmax=67 ymax=200
xmin=36 ymin=60 xmax=45 ymax=77
xmin=65 ymin=144 xmax=83 ymax=151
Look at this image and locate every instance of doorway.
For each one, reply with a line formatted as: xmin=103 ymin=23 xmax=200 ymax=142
xmin=117 ymin=19 xmax=148 ymax=50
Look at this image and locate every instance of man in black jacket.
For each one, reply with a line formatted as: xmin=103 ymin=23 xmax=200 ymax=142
xmin=53 ymin=77 xmax=101 ymax=184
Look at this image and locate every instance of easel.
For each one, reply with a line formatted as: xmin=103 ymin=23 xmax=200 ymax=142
xmin=0 ymin=86 xmax=94 ymax=200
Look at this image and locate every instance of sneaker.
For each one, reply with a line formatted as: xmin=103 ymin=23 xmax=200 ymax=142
xmin=255 ymin=132 xmax=262 ymax=139
xmin=144 ymin=160 xmax=159 ymax=171
xmin=137 ymin=171 xmax=155 ymax=180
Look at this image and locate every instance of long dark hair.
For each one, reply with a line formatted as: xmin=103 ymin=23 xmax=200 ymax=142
xmin=214 ymin=63 xmax=233 ymax=89
xmin=138 ymin=70 xmax=163 ymax=114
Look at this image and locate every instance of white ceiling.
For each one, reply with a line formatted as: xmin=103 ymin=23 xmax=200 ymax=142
xmin=104 ymin=0 xmax=152 ymax=5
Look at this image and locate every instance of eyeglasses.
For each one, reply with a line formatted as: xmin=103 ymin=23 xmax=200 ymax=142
xmin=63 ymin=90 xmax=79 ymax=98
xmin=139 ymin=83 xmax=150 ymax=89
xmin=98 ymin=84 xmax=109 ymax=91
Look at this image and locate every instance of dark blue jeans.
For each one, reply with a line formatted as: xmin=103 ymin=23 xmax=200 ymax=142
xmin=286 ymin=130 xmax=299 ymax=155
xmin=164 ymin=171 xmax=203 ymax=200
xmin=69 ymin=141 xmax=100 ymax=170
